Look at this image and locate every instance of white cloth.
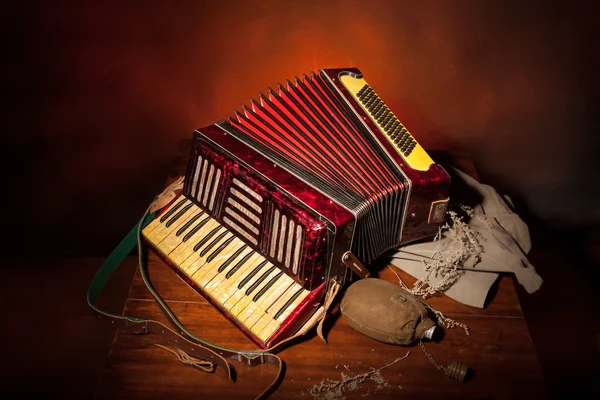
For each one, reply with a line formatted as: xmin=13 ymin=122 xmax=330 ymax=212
xmin=390 ymin=168 xmax=543 ymax=308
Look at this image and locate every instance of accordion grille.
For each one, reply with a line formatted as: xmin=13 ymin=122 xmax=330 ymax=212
xmin=269 ymin=208 xmax=304 ymax=275
xmin=222 ymin=176 xmax=263 ymax=246
xmin=187 ymin=156 xmax=222 ymax=212
xmin=182 ymin=143 xmax=328 ymax=289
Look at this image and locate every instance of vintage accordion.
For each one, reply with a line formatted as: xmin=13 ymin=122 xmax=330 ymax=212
xmin=142 ymin=68 xmax=450 ymax=348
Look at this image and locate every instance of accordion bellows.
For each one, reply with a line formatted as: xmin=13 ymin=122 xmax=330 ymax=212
xmin=145 ymin=68 xmax=449 ymax=348
xmin=222 ymin=69 xmax=444 ymax=264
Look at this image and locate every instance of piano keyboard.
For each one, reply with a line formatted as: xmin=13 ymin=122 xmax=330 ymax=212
xmin=142 ymin=196 xmax=310 ymax=344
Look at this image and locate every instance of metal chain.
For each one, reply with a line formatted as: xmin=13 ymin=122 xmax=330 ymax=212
xmin=419 ymin=340 xmax=447 ymax=373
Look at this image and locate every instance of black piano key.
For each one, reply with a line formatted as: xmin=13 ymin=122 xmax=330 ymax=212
xmin=273 ymin=287 xmax=304 ymax=320
xmin=165 ymin=203 xmax=193 ymax=228
xmin=176 ymin=212 xmax=205 ymax=236
xmin=182 ymin=216 xmax=211 ymax=242
xmin=193 ymin=226 xmax=222 ymax=252
xmin=252 ymin=271 xmax=284 ymax=302
xmin=200 ymin=230 xmax=230 ymax=257
xmin=245 ymin=266 xmax=277 ymax=296
xmin=226 ymin=252 xmax=261 ymax=278
xmin=237 ymin=260 xmax=269 ymax=289
xmin=218 ymin=245 xmax=249 ymax=273
xmin=205 ymin=235 xmax=236 ymax=262
xmin=159 ymin=198 xmax=187 ymax=223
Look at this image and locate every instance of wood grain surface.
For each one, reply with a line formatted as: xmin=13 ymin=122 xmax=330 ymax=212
xmin=96 ymin=145 xmax=546 ymax=399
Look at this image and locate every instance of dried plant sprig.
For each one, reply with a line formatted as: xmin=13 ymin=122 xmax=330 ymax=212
xmin=410 ymin=209 xmax=483 ymax=299
xmin=387 ymin=265 xmax=471 ymax=336
xmin=421 ymin=301 xmax=470 ymax=335
xmin=387 ymin=205 xmax=482 ymax=335
xmin=308 ymin=351 xmax=410 ymax=399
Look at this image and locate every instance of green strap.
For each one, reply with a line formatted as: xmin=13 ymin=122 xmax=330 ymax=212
xmin=86 ymin=208 xmax=233 ymax=367
xmin=86 ymin=211 xmax=155 ymax=323
xmin=86 ymin=197 xmax=285 ymax=399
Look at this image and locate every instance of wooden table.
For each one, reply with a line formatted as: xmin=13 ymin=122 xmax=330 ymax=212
xmin=95 ymin=144 xmax=547 ymax=399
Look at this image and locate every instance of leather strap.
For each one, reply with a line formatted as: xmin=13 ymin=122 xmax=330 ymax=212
xmin=87 ymin=179 xmax=290 ymax=399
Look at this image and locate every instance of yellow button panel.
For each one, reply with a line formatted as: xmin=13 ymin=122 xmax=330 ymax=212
xmin=340 ymin=74 xmax=434 ymax=171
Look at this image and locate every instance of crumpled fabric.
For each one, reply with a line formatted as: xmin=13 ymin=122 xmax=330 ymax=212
xmin=390 ymin=168 xmax=543 ymax=308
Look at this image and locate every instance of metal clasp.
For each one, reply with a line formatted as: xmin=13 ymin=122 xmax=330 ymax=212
xmin=342 ymin=251 xmax=370 ymax=279
xmin=125 ymin=317 xmax=149 ymax=335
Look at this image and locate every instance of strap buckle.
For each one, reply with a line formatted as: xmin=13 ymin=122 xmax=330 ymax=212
xmin=125 ymin=317 xmax=149 ymax=335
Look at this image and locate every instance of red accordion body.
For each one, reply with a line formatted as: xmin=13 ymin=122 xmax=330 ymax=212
xmin=142 ymin=68 xmax=449 ymax=348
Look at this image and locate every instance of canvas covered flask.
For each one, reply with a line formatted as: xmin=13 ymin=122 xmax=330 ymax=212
xmin=340 ymin=278 xmax=437 ymax=345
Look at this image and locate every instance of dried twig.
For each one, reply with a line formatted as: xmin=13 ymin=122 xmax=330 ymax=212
xmin=308 ymin=351 xmax=410 ymax=399
xmin=389 ymin=207 xmax=481 ymax=334
xmin=410 ymin=209 xmax=483 ymax=298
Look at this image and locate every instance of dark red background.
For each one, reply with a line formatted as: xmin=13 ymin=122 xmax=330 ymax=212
xmin=6 ymin=0 xmax=599 ymax=256
xmin=3 ymin=3 xmax=599 ymax=398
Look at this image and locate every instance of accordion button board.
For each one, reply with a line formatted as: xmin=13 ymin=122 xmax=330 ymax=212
xmin=143 ymin=68 xmax=450 ymax=348
xmin=339 ymin=74 xmax=435 ymax=171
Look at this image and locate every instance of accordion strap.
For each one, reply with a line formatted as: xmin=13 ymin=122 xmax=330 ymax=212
xmin=87 ymin=178 xmax=287 ymax=399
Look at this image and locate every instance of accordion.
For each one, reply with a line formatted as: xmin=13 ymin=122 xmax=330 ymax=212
xmin=142 ymin=68 xmax=449 ymax=348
